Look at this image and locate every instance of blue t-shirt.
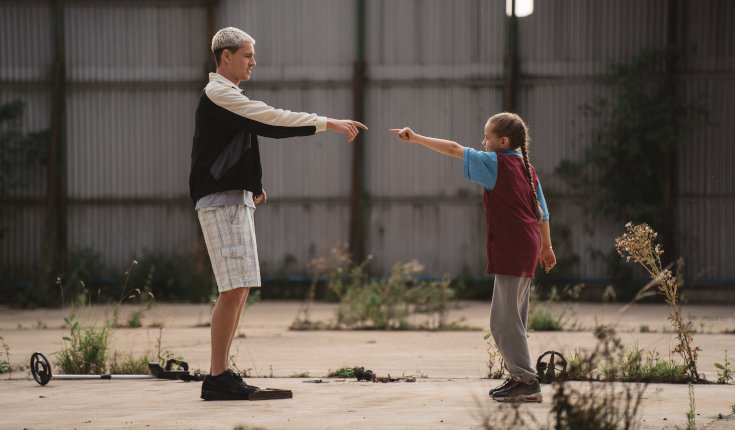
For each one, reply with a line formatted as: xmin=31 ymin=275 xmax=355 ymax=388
xmin=462 ymin=148 xmax=549 ymax=221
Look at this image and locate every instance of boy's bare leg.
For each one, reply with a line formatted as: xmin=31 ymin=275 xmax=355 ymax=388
xmin=210 ymin=287 xmax=250 ymax=376
xmin=224 ymin=290 xmax=251 ymax=366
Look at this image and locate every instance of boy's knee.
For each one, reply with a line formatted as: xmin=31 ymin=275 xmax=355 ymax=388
xmin=219 ymin=287 xmax=250 ymax=301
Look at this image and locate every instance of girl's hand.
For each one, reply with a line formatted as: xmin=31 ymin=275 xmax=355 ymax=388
xmin=389 ymin=127 xmax=416 ymax=143
xmin=254 ymin=189 xmax=267 ymax=205
xmin=540 ymin=247 xmax=556 ymax=273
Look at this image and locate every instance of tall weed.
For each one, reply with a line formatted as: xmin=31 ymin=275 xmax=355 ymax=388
xmin=329 ymin=260 xmax=453 ymax=330
xmin=615 ymin=222 xmax=701 ymax=381
xmin=55 ymin=312 xmax=110 ymax=374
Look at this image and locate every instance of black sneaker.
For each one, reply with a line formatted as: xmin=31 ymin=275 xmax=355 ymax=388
xmin=489 ymin=377 xmax=514 ymax=397
xmin=491 ymin=377 xmax=542 ymax=403
xmin=201 ymin=369 xmax=261 ymax=401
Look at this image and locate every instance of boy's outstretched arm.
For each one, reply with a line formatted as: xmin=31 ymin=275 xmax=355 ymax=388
xmin=538 ymin=221 xmax=556 ymax=273
xmin=390 ymin=127 xmax=464 ymax=159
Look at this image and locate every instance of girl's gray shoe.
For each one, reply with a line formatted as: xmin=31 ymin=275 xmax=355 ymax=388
xmin=491 ymin=377 xmax=542 ymax=403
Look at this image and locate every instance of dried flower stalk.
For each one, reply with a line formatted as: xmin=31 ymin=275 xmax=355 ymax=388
xmin=615 ymin=222 xmax=700 ymax=381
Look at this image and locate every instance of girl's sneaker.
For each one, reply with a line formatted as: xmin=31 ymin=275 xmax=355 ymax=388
xmin=491 ymin=377 xmax=543 ymax=403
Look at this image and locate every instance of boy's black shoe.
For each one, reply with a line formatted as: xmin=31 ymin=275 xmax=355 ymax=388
xmin=491 ymin=377 xmax=542 ymax=403
xmin=201 ymin=369 xmax=261 ymax=401
xmin=489 ymin=377 xmax=514 ymax=397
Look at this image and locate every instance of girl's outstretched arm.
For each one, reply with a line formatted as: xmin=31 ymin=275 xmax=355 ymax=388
xmin=390 ymin=127 xmax=464 ymax=159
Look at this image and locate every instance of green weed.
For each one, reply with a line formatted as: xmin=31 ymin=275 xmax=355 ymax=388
xmin=0 ymin=336 xmax=10 ymax=377
xmin=55 ymin=313 xmax=110 ymax=374
xmin=111 ymin=260 xmax=155 ymax=328
xmin=153 ymin=326 xmax=183 ymax=367
xmin=327 ymin=366 xmax=355 ymax=378
xmin=565 ymin=350 xmax=593 ymax=381
xmin=294 ymin=248 xmax=460 ymax=330
xmin=330 ymin=260 xmax=455 ymax=330
xmin=715 ymin=350 xmax=732 ymax=384
xmin=108 ymin=350 xmax=151 ymax=374
xmin=527 ymin=284 xmax=583 ymax=332
xmin=484 ymin=333 xmax=506 ymax=379
xmin=127 ymin=310 xmax=144 ymax=328
xmin=576 ymin=343 xmax=688 ymax=383
xmin=528 ymin=308 xmax=563 ymax=331
xmin=686 ymin=383 xmax=696 ymax=430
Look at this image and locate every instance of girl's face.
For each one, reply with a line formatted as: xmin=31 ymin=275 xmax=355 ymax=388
xmin=482 ymin=122 xmax=509 ymax=153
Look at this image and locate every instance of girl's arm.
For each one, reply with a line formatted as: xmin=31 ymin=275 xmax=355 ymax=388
xmin=390 ymin=127 xmax=464 ymax=159
xmin=538 ymin=220 xmax=556 ymax=273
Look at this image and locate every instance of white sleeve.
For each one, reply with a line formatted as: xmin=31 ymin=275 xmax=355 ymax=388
xmin=206 ymin=84 xmax=327 ymax=132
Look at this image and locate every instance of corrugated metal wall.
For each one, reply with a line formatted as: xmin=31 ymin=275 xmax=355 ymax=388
xmin=1 ymin=0 xmax=733 ymax=287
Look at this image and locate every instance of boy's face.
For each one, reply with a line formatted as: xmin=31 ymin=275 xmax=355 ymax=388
xmin=224 ymin=41 xmax=256 ymax=82
xmin=482 ymin=122 xmax=509 ymax=152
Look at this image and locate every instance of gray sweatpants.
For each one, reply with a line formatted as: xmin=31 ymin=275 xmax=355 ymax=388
xmin=489 ymin=274 xmax=537 ymax=383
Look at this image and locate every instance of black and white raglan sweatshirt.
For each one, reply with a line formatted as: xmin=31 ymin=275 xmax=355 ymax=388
xmin=189 ymin=72 xmax=327 ymax=205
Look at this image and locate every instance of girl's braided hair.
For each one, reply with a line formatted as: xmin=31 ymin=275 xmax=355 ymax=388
xmin=488 ymin=112 xmax=542 ymax=219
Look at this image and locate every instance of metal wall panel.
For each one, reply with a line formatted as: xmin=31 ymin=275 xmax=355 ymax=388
xmin=64 ymin=4 xmax=207 ymax=83
xmin=1 ymin=0 xmax=733 ymax=284
xmin=365 ymin=85 xmax=502 ymax=198
xmin=518 ymin=81 xmax=616 ymax=194
xmin=521 ymin=0 xmax=669 ymax=76
xmin=366 ymin=0 xmax=505 ymax=67
xmin=67 ymin=204 xmax=198 ymax=268
xmin=0 ymin=205 xmax=44 ymax=273
xmin=66 ymin=87 xmax=198 ymax=198
xmin=678 ymin=76 xmax=735 ymax=197
xmin=677 ymin=198 xmax=735 ymax=281
xmin=680 ymin=0 xmax=735 ymax=73
xmin=0 ymin=2 xmax=53 ymax=82
xmin=367 ymin=201 xmax=486 ymax=275
xmin=254 ymin=202 xmax=351 ymax=275
xmin=244 ymin=86 xmax=354 ymax=199
xmin=216 ymin=0 xmax=356 ymax=68
xmin=0 ymin=88 xmax=52 ymax=198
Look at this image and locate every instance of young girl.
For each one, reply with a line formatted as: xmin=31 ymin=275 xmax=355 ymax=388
xmin=390 ymin=112 xmax=556 ymax=402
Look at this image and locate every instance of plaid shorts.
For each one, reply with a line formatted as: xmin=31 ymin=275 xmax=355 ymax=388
xmin=197 ymin=204 xmax=261 ymax=292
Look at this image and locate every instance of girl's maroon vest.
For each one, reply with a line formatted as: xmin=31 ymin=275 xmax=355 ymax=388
xmin=483 ymin=153 xmax=541 ymax=279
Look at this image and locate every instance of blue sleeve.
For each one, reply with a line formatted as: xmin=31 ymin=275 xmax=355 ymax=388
xmin=462 ymin=147 xmax=498 ymax=190
xmin=537 ymin=182 xmax=549 ymax=221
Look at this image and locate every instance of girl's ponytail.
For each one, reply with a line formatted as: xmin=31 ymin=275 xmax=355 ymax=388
xmin=519 ymin=141 xmax=542 ymax=220
xmin=489 ymin=112 xmax=542 ymax=220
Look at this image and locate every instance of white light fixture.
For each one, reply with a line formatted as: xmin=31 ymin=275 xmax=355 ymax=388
xmin=506 ymin=0 xmax=534 ymax=17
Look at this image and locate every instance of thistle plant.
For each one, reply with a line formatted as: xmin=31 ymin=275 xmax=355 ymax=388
xmin=615 ymin=222 xmax=700 ymax=381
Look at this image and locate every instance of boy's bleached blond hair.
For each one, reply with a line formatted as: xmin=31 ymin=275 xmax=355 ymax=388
xmin=211 ymin=27 xmax=255 ymax=53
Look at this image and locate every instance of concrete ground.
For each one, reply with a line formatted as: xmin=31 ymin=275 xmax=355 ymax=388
xmin=1 ymin=301 xmax=734 ymax=429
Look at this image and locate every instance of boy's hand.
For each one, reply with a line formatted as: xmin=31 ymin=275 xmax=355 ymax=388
xmin=540 ymin=248 xmax=556 ymax=273
xmin=327 ymin=119 xmax=368 ymax=142
xmin=389 ymin=127 xmax=416 ymax=143
xmin=254 ymin=189 xmax=267 ymax=205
